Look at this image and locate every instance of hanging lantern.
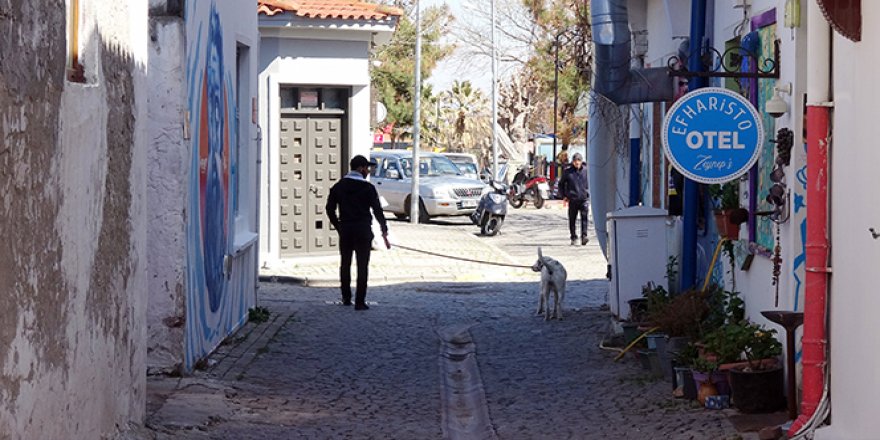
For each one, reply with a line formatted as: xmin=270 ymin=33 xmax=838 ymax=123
xmin=785 ymin=0 xmax=801 ymax=28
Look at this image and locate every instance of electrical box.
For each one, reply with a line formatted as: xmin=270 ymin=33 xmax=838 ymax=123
xmin=607 ymin=206 xmax=680 ymax=320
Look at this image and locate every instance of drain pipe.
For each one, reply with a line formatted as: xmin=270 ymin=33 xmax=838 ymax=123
xmin=680 ymin=0 xmax=708 ymax=291
xmin=789 ymin=0 xmax=831 ymax=435
xmin=589 ymin=0 xmax=674 ymax=256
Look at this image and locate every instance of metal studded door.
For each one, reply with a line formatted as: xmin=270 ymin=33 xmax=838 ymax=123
xmin=278 ymin=116 xmax=342 ymax=257
xmin=307 ymin=117 xmax=341 ymax=253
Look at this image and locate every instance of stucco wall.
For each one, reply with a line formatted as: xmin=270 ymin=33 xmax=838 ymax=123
xmin=0 ymin=0 xmax=148 ymax=437
xmin=258 ymin=34 xmax=374 ymax=264
xmin=147 ymin=12 xmax=188 ymax=373
xmin=815 ymin=3 xmax=880 ymax=438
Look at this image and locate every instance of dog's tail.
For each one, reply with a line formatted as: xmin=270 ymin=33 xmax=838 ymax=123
xmin=537 ymin=246 xmax=543 ymax=260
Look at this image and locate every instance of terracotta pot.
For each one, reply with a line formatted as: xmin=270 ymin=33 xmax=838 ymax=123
xmin=697 ymin=379 xmax=718 ymax=405
xmin=714 ymin=210 xmax=740 ymax=240
xmin=692 ymin=370 xmax=731 ymax=396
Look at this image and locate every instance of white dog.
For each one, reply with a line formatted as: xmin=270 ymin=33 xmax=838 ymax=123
xmin=531 ymin=247 xmax=568 ymax=321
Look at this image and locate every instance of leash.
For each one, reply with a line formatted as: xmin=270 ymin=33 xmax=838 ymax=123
xmin=389 ymin=243 xmax=534 ymax=270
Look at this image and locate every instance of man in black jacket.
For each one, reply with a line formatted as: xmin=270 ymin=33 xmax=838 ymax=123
xmin=559 ymin=152 xmax=590 ymax=246
xmin=326 ymin=155 xmax=389 ymax=310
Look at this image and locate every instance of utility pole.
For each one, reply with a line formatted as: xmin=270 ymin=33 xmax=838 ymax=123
xmin=491 ymin=0 xmax=498 ymax=180
xmin=410 ymin=0 xmax=422 ymax=223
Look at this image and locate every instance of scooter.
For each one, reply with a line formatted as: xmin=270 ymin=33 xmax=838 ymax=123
xmin=471 ymin=180 xmax=508 ymax=236
xmin=507 ymin=166 xmax=550 ymax=209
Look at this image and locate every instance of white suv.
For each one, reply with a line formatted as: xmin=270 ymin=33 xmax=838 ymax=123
xmin=371 ymin=151 xmax=486 ymax=222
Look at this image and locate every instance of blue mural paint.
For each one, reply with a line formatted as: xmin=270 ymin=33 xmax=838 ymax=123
xmin=183 ymin=0 xmax=254 ymax=371
xmin=203 ymin=5 xmax=227 ymax=313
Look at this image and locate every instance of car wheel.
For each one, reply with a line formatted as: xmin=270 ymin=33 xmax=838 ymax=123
xmin=404 ymin=196 xmax=431 ymax=223
xmin=481 ymin=216 xmax=503 ymax=236
xmin=394 ymin=213 xmax=408 ymax=220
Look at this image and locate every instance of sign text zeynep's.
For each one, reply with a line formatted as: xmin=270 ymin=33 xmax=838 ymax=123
xmin=662 ymin=87 xmax=764 ymax=184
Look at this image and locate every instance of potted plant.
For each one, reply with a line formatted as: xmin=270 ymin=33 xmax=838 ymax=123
xmin=727 ymin=323 xmax=785 ymax=413
xmin=691 ymin=357 xmax=724 ymax=405
xmin=672 ymin=343 xmax=699 ymax=400
xmin=710 ymin=182 xmax=747 ymax=240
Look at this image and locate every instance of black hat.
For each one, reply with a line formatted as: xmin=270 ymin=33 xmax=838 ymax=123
xmin=350 ymin=155 xmax=377 ymax=169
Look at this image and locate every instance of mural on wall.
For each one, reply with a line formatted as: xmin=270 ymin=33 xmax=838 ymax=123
xmin=185 ymin=1 xmax=249 ymax=370
xmin=755 ymin=24 xmax=778 ymax=251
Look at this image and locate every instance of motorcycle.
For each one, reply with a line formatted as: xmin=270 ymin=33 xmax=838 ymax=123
xmin=470 ymin=180 xmax=508 ymax=236
xmin=507 ymin=166 xmax=550 ymax=209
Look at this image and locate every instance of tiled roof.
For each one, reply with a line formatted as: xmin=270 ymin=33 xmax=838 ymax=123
xmin=258 ymin=0 xmax=403 ymax=20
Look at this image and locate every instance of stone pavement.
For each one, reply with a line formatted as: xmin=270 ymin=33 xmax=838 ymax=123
xmin=146 ymin=207 xmax=750 ymax=440
xmin=261 ymin=217 xmax=534 ymax=286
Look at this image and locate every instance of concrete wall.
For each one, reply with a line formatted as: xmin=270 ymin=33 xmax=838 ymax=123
xmin=147 ymin=7 xmax=188 ymax=373
xmin=0 ymin=0 xmax=148 ymax=437
xmin=815 ymin=2 xmax=880 ymax=437
xmin=258 ymin=33 xmax=374 ymax=264
xmin=147 ymin=0 xmax=260 ymax=373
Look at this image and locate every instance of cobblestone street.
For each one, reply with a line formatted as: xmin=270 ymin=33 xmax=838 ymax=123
xmin=147 ymin=206 xmax=743 ymax=439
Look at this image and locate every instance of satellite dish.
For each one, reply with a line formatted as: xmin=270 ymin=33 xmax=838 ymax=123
xmin=376 ymin=102 xmax=388 ymax=123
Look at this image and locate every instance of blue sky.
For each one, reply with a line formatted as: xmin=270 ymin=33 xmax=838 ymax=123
xmin=422 ymin=0 xmax=492 ymax=92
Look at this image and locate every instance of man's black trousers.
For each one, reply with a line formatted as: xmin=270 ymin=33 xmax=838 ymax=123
xmin=568 ymin=199 xmax=590 ymax=240
xmin=339 ymin=230 xmax=372 ymax=305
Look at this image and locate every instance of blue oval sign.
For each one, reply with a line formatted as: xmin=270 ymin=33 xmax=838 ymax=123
xmin=662 ymin=87 xmax=764 ymax=184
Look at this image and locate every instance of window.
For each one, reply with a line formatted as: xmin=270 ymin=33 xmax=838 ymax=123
xmin=67 ymin=0 xmax=85 ymax=82
xmin=279 ymin=87 xmax=349 ymax=111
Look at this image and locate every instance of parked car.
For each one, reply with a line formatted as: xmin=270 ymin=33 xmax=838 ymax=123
xmin=371 ymin=151 xmax=486 ymax=222
xmin=442 ymin=153 xmax=481 ymax=181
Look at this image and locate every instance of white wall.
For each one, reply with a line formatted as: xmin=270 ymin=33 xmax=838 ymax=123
xmin=815 ymin=3 xmax=880 ymax=438
xmin=258 ymin=33 xmax=375 ymax=264
xmin=147 ymin=15 xmax=188 ymax=373
xmin=710 ymin=0 xmax=809 ymax=347
xmin=0 ymin=0 xmax=149 ymax=437
xmin=640 ymin=0 xmax=808 ymax=362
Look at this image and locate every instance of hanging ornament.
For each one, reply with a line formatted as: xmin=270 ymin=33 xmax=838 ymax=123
xmin=772 ymin=223 xmax=783 ymax=307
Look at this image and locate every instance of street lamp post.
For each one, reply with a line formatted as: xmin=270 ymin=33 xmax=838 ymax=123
xmin=410 ymin=0 xmax=422 ymax=224
xmin=551 ymin=30 xmax=567 ymax=181
xmin=491 ymin=0 xmax=498 ymax=180
xmin=553 ymin=32 xmax=560 ymax=173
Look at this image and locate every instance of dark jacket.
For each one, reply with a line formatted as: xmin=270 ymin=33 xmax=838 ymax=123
xmin=559 ymin=164 xmax=589 ymax=202
xmin=326 ymin=175 xmax=388 ymax=238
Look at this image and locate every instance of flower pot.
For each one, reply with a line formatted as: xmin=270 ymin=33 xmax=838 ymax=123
xmin=636 ymin=350 xmax=653 ymax=371
xmin=622 ymin=322 xmax=641 ymax=347
xmin=646 ymin=350 xmax=665 ymax=378
xmin=652 ymin=336 xmax=674 ymax=382
xmin=673 ymin=367 xmax=698 ymax=400
xmin=692 ymin=370 xmax=731 ymax=397
xmin=729 ymin=366 xmax=786 ymax=413
xmin=645 ymin=333 xmax=666 ymax=351
xmin=714 ymin=210 xmax=741 ymax=240
xmin=627 ymin=298 xmax=649 ymax=322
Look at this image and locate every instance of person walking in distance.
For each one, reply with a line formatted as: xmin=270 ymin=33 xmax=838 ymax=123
xmin=326 ymin=155 xmax=389 ymax=310
xmin=559 ymin=153 xmax=590 ymax=245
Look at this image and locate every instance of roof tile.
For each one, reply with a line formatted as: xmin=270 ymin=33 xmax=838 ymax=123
xmin=258 ymin=0 xmax=403 ymax=20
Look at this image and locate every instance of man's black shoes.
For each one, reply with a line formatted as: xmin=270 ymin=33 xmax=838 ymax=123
xmin=354 ymin=303 xmax=370 ymax=311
